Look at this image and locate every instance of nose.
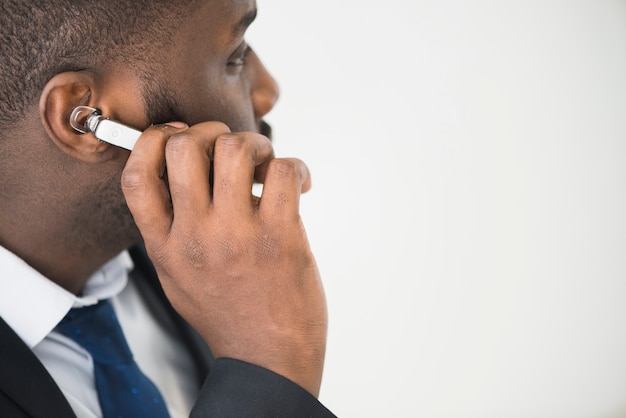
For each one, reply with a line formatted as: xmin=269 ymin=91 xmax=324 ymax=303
xmin=248 ymin=50 xmax=280 ymax=119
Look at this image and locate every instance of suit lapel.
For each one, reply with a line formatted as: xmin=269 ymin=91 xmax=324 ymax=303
xmin=0 ymin=317 xmax=75 ymax=418
xmin=0 ymin=244 xmax=211 ymax=417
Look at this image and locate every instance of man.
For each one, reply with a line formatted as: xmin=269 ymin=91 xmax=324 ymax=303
xmin=0 ymin=0 xmax=334 ymax=416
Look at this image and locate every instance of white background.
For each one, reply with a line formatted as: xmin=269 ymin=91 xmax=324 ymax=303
xmin=249 ymin=1 xmax=626 ymax=417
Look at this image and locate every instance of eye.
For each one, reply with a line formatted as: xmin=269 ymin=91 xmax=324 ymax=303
xmin=229 ymin=43 xmax=252 ymax=67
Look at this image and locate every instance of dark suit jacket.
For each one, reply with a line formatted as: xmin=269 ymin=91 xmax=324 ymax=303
xmin=0 ymin=245 xmax=335 ymax=417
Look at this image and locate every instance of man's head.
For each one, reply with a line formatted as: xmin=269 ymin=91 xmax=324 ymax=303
xmin=0 ymin=0 xmax=279 ymax=284
xmin=0 ymin=0 xmax=278 ymax=133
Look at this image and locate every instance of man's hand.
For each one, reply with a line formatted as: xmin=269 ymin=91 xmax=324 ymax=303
xmin=121 ymin=122 xmax=327 ymax=396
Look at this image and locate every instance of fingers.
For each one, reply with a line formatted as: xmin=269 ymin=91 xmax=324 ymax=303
xmin=121 ymin=124 xmax=187 ymax=244
xmin=259 ymin=158 xmax=311 ymax=218
xmin=122 ymin=120 xmax=306 ymax=244
xmin=165 ymin=126 xmax=274 ymax=220
xmin=123 ymin=123 xmax=325 ymax=395
xmin=212 ymin=132 xmax=274 ymax=214
xmin=164 ymin=122 xmax=230 ymax=220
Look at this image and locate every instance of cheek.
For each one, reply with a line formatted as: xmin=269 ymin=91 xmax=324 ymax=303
xmin=167 ymin=55 xmax=257 ymax=131
xmin=185 ymin=81 xmax=256 ymax=131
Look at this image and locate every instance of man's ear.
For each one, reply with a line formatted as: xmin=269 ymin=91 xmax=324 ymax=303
xmin=39 ymin=71 xmax=118 ymax=163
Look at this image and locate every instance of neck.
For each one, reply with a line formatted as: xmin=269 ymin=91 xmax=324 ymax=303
xmin=0 ymin=199 xmax=139 ymax=294
xmin=0 ymin=137 xmax=139 ymax=294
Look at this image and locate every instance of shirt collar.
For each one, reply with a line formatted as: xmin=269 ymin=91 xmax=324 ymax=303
xmin=0 ymin=246 xmax=133 ymax=348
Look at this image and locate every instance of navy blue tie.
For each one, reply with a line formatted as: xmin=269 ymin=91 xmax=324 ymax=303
xmin=57 ymin=299 xmax=170 ymax=418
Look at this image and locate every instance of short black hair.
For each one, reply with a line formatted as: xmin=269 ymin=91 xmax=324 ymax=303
xmin=0 ymin=0 xmax=194 ymax=129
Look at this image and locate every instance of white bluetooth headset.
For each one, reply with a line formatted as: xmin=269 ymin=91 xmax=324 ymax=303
xmin=69 ymin=106 xmax=141 ymax=151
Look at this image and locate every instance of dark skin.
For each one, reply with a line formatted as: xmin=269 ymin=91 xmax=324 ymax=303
xmin=0 ymin=0 xmax=327 ymax=397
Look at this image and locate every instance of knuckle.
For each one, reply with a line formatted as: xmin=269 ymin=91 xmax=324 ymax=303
xmin=216 ymin=238 xmax=242 ymax=263
xmin=215 ymin=134 xmax=256 ymax=162
xmin=120 ymin=166 xmax=145 ymax=191
xmin=270 ymin=158 xmax=298 ymax=177
xmin=201 ymin=230 xmax=247 ymax=271
xmin=182 ymin=236 xmax=209 ymax=269
xmin=254 ymin=231 xmax=282 ymax=261
xmin=216 ymin=133 xmax=246 ymax=150
xmin=249 ymin=133 xmax=273 ymax=159
xmin=165 ymin=131 xmax=195 ymax=155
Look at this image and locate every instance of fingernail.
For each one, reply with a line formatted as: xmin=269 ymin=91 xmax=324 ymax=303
xmin=165 ymin=121 xmax=188 ymax=128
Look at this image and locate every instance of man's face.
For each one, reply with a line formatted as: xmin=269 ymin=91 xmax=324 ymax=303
xmin=73 ymin=0 xmax=278 ymax=252
xmin=153 ymin=0 xmax=278 ymax=134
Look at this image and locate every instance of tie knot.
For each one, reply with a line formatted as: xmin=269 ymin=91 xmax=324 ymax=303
xmin=57 ymin=299 xmax=133 ymax=365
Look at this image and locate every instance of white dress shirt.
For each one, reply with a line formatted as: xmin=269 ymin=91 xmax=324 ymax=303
xmin=0 ymin=245 xmax=199 ymax=418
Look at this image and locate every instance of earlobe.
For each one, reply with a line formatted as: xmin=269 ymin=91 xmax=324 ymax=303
xmin=39 ymin=71 xmax=115 ymax=163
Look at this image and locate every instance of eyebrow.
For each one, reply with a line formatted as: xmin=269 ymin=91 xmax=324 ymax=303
xmin=233 ymin=8 xmax=257 ymax=37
